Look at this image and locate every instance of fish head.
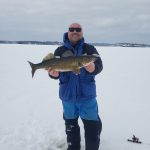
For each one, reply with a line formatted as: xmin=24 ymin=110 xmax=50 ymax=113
xmin=81 ymin=55 xmax=99 ymax=66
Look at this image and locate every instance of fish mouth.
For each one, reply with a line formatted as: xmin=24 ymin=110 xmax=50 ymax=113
xmin=90 ymin=57 xmax=97 ymax=62
xmin=82 ymin=60 xmax=95 ymax=67
xmin=93 ymin=58 xmax=97 ymax=62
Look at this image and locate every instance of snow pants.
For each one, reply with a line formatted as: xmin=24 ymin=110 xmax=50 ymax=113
xmin=62 ymin=99 xmax=102 ymax=150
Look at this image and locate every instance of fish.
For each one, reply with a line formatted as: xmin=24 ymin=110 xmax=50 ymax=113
xmin=28 ymin=53 xmax=99 ymax=78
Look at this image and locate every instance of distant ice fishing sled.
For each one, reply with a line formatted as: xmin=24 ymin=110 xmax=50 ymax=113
xmin=127 ymin=135 xmax=142 ymax=144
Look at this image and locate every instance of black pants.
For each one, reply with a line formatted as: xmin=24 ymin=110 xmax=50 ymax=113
xmin=64 ymin=117 xmax=102 ymax=150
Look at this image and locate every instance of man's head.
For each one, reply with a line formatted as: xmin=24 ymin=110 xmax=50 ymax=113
xmin=68 ymin=23 xmax=83 ymax=45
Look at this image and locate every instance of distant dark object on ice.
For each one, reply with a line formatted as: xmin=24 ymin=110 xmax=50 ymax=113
xmin=127 ymin=135 xmax=142 ymax=144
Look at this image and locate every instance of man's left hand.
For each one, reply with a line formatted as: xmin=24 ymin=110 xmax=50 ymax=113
xmin=84 ymin=62 xmax=95 ymax=73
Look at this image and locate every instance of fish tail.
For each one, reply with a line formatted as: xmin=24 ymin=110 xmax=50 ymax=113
xmin=28 ymin=61 xmax=36 ymax=78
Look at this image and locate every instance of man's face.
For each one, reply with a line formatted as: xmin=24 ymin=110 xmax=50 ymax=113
xmin=68 ymin=23 xmax=83 ymax=45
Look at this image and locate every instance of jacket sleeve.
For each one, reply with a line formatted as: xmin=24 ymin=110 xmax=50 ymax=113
xmin=48 ymin=47 xmax=62 ymax=80
xmin=85 ymin=45 xmax=103 ymax=76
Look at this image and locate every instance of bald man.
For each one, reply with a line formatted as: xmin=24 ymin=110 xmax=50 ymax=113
xmin=48 ymin=23 xmax=103 ymax=150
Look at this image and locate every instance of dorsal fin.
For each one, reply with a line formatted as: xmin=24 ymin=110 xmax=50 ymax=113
xmin=42 ymin=53 xmax=55 ymax=62
xmin=62 ymin=50 xmax=74 ymax=57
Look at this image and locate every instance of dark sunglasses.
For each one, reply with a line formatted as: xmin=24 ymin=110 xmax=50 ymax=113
xmin=69 ymin=27 xmax=82 ymax=32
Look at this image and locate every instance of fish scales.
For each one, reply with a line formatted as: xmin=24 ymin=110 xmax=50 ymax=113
xmin=28 ymin=55 xmax=99 ymax=78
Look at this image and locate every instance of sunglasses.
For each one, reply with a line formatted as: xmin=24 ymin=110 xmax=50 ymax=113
xmin=69 ymin=27 xmax=82 ymax=32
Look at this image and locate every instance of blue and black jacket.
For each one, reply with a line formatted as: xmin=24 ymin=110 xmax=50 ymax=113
xmin=50 ymin=33 xmax=103 ymax=102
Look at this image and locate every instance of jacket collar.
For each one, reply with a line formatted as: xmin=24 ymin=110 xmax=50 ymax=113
xmin=63 ymin=32 xmax=84 ymax=50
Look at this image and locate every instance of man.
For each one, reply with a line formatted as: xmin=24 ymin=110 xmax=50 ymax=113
xmin=48 ymin=23 xmax=103 ymax=150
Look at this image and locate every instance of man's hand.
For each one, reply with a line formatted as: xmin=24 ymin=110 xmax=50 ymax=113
xmin=84 ymin=62 xmax=95 ymax=73
xmin=48 ymin=67 xmax=59 ymax=77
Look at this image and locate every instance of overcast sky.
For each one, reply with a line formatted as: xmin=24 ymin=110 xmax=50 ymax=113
xmin=0 ymin=0 xmax=150 ymax=44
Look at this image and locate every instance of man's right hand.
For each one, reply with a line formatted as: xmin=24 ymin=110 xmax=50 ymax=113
xmin=48 ymin=67 xmax=59 ymax=77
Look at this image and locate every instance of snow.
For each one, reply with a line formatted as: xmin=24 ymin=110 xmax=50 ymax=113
xmin=0 ymin=44 xmax=150 ymax=150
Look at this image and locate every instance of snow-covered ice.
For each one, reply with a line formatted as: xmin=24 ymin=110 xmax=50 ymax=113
xmin=0 ymin=44 xmax=150 ymax=150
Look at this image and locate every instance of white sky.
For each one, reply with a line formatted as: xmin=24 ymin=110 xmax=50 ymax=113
xmin=0 ymin=0 xmax=150 ymax=44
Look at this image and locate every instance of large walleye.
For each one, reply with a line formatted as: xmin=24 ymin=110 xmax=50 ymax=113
xmin=28 ymin=53 xmax=99 ymax=78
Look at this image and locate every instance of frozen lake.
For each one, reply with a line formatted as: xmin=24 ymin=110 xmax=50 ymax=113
xmin=0 ymin=44 xmax=150 ymax=150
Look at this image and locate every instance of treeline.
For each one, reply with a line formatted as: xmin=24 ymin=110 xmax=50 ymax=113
xmin=0 ymin=40 xmax=150 ymax=47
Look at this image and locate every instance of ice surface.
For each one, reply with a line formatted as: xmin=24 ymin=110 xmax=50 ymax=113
xmin=0 ymin=44 xmax=150 ymax=150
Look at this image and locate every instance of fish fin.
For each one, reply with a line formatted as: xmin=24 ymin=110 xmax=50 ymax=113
xmin=44 ymin=67 xmax=48 ymax=70
xmin=62 ymin=50 xmax=74 ymax=57
xmin=42 ymin=53 xmax=55 ymax=62
xmin=78 ymin=62 xmax=84 ymax=68
xmin=73 ymin=67 xmax=80 ymax=75
xmin=55 ymin=56 xmax=60 ymax=58
xmin=28 ymin=61 xmax=36 ymax=78
xmin=92 ymin=54 xmax=100 ymax=57
xmin=82 ymin=53 xmax=88 ymax=56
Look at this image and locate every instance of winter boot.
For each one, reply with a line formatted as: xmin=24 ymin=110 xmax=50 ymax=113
xmin=64 ymin=118 xmax=81 ymax=150
xmin=82 ymin=118 xmax=102 ymax=150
